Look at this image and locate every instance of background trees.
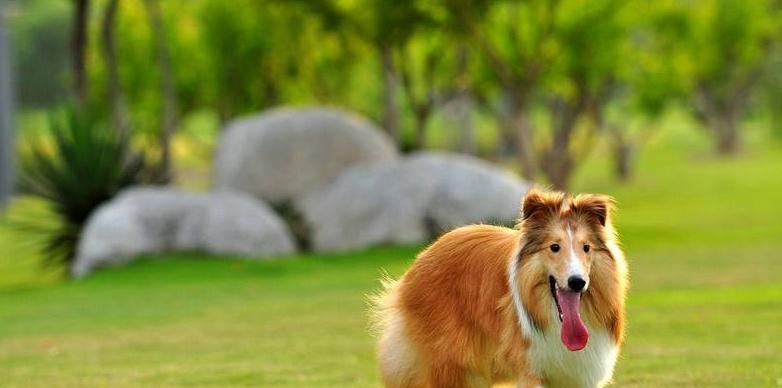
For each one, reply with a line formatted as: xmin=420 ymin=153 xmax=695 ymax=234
xmin=537 ymin=0 xmax=627 ymax=189
xmin=673 ymin=0 xmax=781 ymax=154
xmin=0 ymin=10 xmax=14 ymax=211
xmin=467 ymin=0 xmax=558 ymax=180
xmin=71 ymin=0 xmax=90 ymax=105
xmin=7 ymin=0 xmax=782 ymax=190
xmin=198 ymin=0 xmax=285 ymax=123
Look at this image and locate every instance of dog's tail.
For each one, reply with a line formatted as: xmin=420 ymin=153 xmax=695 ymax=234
xmin=367 ymin=271 xmax=400 ymax=337
xmin=369 ymin=273 xmax=422 ymax=387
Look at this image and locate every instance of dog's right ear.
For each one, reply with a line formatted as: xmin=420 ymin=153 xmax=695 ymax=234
xmin=521 ymin=189 xmax=562 ymax=222
xmin=521 ymin=190 xmax=546 ymax=221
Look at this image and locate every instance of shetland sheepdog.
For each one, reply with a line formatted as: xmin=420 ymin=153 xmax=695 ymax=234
xmin=371 ymin=189 xmax=628 ymax=388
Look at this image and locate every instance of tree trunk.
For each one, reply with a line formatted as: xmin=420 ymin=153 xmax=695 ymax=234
xmin=695 ymin=87 xmax=742 ymax=155
xmin=381 ymin=44 xmax=400 ymax=144
xmin=714 ymin=114 xmax=740 ymax=155
xmin=0 ymin=17 xmax=15 ymax=211
xmin=496 ymin=117 xmax=518 ymax=158
xmin=495 ymin=88 xmax=517 ymax=158
xmin=145 ymin=0 xmax=178 ymax=183
xmin=454 ymin=93 xmax=475 ymax=154
xmin=541 ymin=99 xmax=578 ymax=190
xmin=612 ymin=129 xmax=634 ymax=182
xmin=454 ymin=46 xmax=475 ymax=154
xmin=262 ymin=71 xmax=280 ymax=107
xmin=71 ymin=0 xmax=89 ymax=105
xmin=101 ymin=0 xmax=130 ymax=138
xmin=413 ymin=110 xmax=427 ymax=150
xmin=511 ymin=105 xmax=537 ymax=181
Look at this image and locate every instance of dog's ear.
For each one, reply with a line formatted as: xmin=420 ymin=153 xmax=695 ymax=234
xmin=572 ymin=194 xmax=613 ymax=227
xmin=521 ymin=189 xmax=563 ymax=222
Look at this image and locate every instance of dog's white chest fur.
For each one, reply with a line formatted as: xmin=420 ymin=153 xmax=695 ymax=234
xmin=527 ymin=324 xmax=618 ymax=388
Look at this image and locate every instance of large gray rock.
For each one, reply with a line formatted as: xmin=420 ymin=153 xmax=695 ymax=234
xmin=296 ymin=163 xmax=437 ymax=251
xmin=297 ymin=151 xmax=530 ymax=252
xmin=406 ymin=152 xmax=530 ymax=231
xmin=173 ymin=191 xmax=295 ymax=256
xmin=214 ymin=107 xmax=398 ymax=203
xmin=73 ymin=187 xmax=296 ymax=277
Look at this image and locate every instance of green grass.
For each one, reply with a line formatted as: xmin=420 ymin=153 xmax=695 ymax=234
xmin=1 ymin=120 xmax=781 ymax=386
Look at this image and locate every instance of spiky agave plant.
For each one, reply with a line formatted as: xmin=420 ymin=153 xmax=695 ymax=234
xmin=17 ymin=108 xmax=144 ymax=269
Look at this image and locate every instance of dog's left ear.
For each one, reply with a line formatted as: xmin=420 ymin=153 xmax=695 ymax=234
xmin=573 ymin=194 xmax=613 ymax=227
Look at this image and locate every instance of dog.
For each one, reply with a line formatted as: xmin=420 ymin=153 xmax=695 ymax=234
xmin=371 ymin=189 xmax=628 ymax=387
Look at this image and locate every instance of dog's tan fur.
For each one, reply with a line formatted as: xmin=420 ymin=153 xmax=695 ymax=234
xmin=371 ymin=189 xmax=628 ymax=387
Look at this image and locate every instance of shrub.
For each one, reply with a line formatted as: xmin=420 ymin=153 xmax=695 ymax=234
xmin=16 ymin=108 xmax=145 ymax=268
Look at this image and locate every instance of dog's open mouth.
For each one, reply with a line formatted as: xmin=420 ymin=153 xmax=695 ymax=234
xmin=548 ymin=276 xmax=564 ymax=322
xmin=548 ymin=275 xmax=589 ymax=352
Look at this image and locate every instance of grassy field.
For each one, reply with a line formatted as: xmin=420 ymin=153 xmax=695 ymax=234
xmin=0 ymin=120 xmax=781 ymax=386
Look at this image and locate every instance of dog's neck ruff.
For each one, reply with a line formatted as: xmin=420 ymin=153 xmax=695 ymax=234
xmin=507 ymin=248 xmax=539 ymax=338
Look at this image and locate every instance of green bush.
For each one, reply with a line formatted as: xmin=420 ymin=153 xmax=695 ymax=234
xmin=16 ymin=108 xmax=145 ymax=268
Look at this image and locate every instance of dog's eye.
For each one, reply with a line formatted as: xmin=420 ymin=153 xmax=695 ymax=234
xmin=583 ymin=244 xmax=590 ymax=253
xmin=550 ymin=244 xmax=560 ymax=253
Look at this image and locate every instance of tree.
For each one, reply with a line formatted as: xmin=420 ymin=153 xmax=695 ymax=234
xmin=100 ymin=0 xmax=130 ymax=138
xmin=0 ymin=12 xmax=14 ymax=211
xmin=447 ymin=45 xmax=478 ymax=154
xmin=538 ymin=0 xmax=627 ymax=189
xmin=396 ymin=3 xmax=481 ymax=152
xmin=199 ymin=0 xmax=297 ymax=123
xmin=396 ymin=29 xmax=447 ymax=150
xmin=144 ymin=0 xmax=178 ymax=183
xmin=680 ymin=0 xmax=780 ymax=155
xmin=372 ymin=0 xmax=423 ymax=144
xmin=361 ymin=0 xmax=432 ymax=144
xmin=602 ymin=1 xmax=688 ymax=182
xmin=459 ymin=0 xmax=628 ymax=189
xmin=71 ymin=0 xmax=90 ymax=105
xmin=459 ymin=0 xmax=558 ymax=180
xmin=397 ymin=40 xmax=435 ymax=150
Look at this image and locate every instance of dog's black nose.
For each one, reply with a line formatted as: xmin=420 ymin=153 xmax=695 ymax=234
xmin=568 ymin=276 xmax=586 ymax=292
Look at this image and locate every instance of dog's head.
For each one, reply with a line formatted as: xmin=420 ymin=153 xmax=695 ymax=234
xmin=517 ymin=189 xmax=618 ymax=351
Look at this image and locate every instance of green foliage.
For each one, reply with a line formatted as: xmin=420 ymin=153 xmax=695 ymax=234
xmin=622 ymin=1 xmax=687 ymax=117
xmin=547 ymin=0 xmax=624 ymax=96
xmin=198 ymin=0 xmax=278 ymax=120
xmin=9 ymin=0 xmax=782 ymax=173
xmin=657 ymin=0 xmax=780 ymax=115
xmin=16 ymin=108 xmax=144 ymax=267
xmin=690 ymin=0 xmax=774 ymax=89
xmin=478 ymin=0 xmax=558 ymax=89
xmin=366 ymin=0 xmax=433 ymax=47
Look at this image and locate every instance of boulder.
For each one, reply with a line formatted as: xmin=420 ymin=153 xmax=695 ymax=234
xmin=213 ymin=107 xmax=398 ymax=203
xmin=70 ymin=198 xmax=158 ymax=277
xmin=406 ymin=151 xmax=529 ymax=231
xmin=73 ymin=187 xmax=296 ymax=277
xmin=296 ymin=163 xmax=437 ymax=251
xmin=297 ymin=151 xmax=530 ymax=252
xmin=174 ymin=191 xmax=295 ymax=256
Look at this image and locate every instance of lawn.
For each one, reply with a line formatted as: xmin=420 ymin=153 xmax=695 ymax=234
xmin=0 ymin=120 xmax=781 ymax=386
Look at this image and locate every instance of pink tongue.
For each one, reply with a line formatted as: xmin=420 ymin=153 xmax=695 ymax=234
xmin=556 ymin=288 xmax=589 ymax=351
